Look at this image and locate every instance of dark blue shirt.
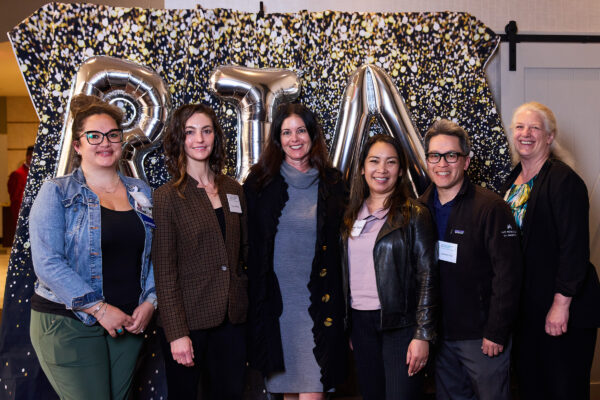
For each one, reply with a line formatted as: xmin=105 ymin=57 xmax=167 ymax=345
xmin=432 ymin=189 xmax=455 ymax=241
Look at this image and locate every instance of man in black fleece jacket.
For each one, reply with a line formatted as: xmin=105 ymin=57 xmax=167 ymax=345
xmin=419 ymin=119 xmax=522 ymax=400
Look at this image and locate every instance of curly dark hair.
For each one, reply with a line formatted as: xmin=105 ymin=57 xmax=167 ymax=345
xmin=163 ymin=104 xmax=226 ymax=197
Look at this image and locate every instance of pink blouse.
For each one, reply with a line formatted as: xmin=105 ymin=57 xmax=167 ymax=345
xmin=347 ymin=202 xmax=389 ymax=310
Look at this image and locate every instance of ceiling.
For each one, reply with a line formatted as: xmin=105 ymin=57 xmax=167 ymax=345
xmin=0 ymin=41 xmax=29 ymax=97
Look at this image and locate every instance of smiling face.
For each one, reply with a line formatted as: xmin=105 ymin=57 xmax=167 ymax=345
xmin=362 ymin=140 xmax=402 ymax=198
xmin=183 ymin=112 xmax=215 ymax=164
xmin=74 ymin=113 xmax=122 ymax=171
xmin=426 ymin=134 xmax=470 ymax=199
xmin=280 ymin=114 xmax=312 ymax=165
xmin=512 ymin=109 xmax=554 ymax=163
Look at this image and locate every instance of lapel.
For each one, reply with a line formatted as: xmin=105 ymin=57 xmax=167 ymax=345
xmin=316 ymin=174 xmax=329 ymax=243
xmin=376 ymin=219 xmax=397 ymax=243
xmin=219 ymin=178 xmax=236 ymax=265
xmin=187 ymin=175 xmax=230 ymax=263
xmin=519 ymin=159 xmax=552 ymax=251
xmin=376 ymin=203 xmax=407 ymax=243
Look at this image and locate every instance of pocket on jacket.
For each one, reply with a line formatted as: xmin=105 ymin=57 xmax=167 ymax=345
xmin=64 ymin=196 xmax=86 ymax=237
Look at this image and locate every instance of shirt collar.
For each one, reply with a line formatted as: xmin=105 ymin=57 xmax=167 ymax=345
xmin=433 ymin=188 xmax=455 ymax=210
xmin=357 ymin=201 xmax=390 ymax=221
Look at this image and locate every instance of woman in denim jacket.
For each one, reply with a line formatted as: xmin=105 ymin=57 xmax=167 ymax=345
xmin=29 ymin=94 xmax=157 ymax=400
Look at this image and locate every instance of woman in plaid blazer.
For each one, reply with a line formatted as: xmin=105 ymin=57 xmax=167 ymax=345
xmin=152 ymin=104 xmax=248 ymax=400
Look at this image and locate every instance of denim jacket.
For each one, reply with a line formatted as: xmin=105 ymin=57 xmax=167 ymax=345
xmin=29 ymin=168 xmax=156 ymax=325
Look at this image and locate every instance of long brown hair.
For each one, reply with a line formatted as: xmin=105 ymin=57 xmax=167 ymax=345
xmin=341 ymin=134 xmax=412 ymax=240
xmin=163 ymin=104 xmax=226 ymax=197
xmin=249 ymin=103 xmax=332 ymax=188
xmin=70 ymin=94 xmax=124 ymax=168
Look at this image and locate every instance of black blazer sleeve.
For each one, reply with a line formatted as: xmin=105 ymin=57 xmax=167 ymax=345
xmin=547 ymin=168 xmax=592 ymax=296
xmin=483 ymin=198 xmax=523 ymax=345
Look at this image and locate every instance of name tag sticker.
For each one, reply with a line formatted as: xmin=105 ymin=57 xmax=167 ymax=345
xmin=130 ymin=190 xmax=152 ymax=208
xmin=135 ymin=201 xmax=152 ymax=218
xmin=226 ymin=194 xmax=242 ymax=214
xmin=351 ymin=219 xmax=367 ymax=237
xmin=438 ymin=240 xmax=458 ymax=263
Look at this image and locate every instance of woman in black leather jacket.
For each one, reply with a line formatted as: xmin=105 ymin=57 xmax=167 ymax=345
xmin=341 ymin=134 xmax=438 ymax=400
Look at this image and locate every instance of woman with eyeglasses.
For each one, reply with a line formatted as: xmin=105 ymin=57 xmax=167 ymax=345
xmin=501 ymin=102 xmax=600 ymax=400
xmin=29 ymin=94 xmax=157 ymax=400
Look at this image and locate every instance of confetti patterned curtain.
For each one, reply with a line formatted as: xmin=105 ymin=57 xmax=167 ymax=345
xmin=2 ymin=3 xmax=507 ymax=399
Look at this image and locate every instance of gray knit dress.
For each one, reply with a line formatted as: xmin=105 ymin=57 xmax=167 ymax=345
xmin=265 ymin=161 xmax=322 ymax=393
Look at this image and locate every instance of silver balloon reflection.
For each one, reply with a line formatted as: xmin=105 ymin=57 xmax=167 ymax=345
xmin=331 ymin=64 xmax=428 ymax=196
xmin=56 ymin=56 xmax=172 ymax=182
xmin=209 ymin=66 xmax=300 ymax=181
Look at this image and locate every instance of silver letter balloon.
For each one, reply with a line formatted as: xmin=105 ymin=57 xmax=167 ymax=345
xmin=55 ymin=56 xmax=172 ymax=183
xmin=209 ymin=65 xmax=300 ymax=181
xmin=331 ymin=64 xmax=428 ymax=196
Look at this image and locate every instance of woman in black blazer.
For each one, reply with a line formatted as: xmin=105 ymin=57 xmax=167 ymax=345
xmin=243 ymin=103 xmax=347 ymax=399
xmin=501 ymin=101 xmax=600 ymax=400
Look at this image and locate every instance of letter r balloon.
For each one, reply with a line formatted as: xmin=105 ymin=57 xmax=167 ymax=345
xmin=331 ymin=64 xmax=429 ymax=196
xmin=209 ymin=66 xmax=300 ymax=181
xmin=55 ymin=56 xmax=172 ymax=182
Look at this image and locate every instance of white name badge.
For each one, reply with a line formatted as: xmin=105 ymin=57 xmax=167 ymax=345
xmin=130 ymin=190 xmax=152 ymax=208
xmin=351 ymin=219 xmax=367 ymax=237
xmin=438 ymin=240 xmax=458 ymax=263
xmin=226 ymin=194 xmax=242 ymax=213
xmin=135 ymin=201 xmax=152 ymax=218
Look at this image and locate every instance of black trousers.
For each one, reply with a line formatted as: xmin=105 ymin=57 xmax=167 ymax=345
xmin=514 ymin=321 xmax=597 ymax=400
xmin=159 ymin=319 xmax=246 ymax=400
xmin=350 ymin=309 xmax=424 ymax=400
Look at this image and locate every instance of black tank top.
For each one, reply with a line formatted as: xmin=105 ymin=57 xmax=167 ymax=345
xmin=32 ymin=206 xmax=145 ymax=318
xmin=100 ymin=206 xmax=144 ymax=315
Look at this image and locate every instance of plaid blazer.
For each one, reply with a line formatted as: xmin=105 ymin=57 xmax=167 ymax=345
xmin=152 ymin=174 xmax=248 ymax=343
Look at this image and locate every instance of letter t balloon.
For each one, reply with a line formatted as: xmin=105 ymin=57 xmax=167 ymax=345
xmin=209 ymin=65 xmax=300 ymax=181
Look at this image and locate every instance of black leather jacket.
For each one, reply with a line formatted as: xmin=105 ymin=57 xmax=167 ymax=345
xmin=342 ymin=198 xmax=438 ymax=341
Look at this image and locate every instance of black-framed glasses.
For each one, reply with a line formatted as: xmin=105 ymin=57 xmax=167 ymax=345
xmin=80 ymin=129 xmax=124 ymax=145
xmin=425 ymin=151 xmax=466 ymax=164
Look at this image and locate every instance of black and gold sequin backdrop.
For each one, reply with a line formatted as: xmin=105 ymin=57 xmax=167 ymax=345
xmin=2 ymin=3 xmax=508 ymax=399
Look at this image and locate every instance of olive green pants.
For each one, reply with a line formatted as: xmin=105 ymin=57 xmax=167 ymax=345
xmin=30 ymin=310 xmax=144 ymax=400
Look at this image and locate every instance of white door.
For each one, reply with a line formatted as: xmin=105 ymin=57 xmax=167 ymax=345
xmin=500 ymin=42 xmax=600 ymax=397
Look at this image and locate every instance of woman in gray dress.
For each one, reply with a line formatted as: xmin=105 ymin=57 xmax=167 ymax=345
xmin=244 ymin=103 xmax=347 ymax=399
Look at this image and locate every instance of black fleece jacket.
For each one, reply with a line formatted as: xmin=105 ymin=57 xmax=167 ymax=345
xmin=420 ymin=177 xmax=523 ymax=345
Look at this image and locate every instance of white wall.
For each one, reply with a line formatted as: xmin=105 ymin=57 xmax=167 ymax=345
xmin=5 ymin=0 xmax=600 ymax=36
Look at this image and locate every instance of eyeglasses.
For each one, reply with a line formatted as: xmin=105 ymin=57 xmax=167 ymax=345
xmin=79 ymin=129 xmax=123 ymax=145
xmin=425 ymin=151 xmax=466 ymax=164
